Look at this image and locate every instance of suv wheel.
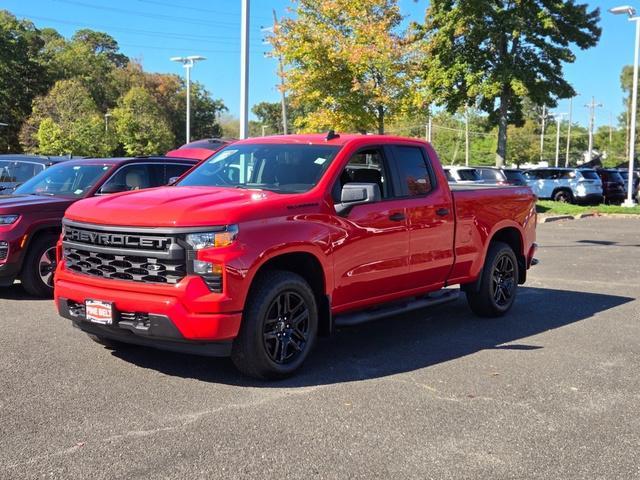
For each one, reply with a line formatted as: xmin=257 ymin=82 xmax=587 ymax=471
xmin=231 ymin=271 xmax=318 ymax=380
xmin=553 ymin=189 xmax=573 ymax=203
xmin=21 ymin=234 xmax=58 ymax=298
xmin=466 ymin=241 xmax=519 ymax=318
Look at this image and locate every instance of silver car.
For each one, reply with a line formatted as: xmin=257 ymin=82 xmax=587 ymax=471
xmin=522 ymin=168 xmax=603 ymax=204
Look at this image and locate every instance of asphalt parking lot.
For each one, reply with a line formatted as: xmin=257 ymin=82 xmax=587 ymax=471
xmin=1 ymin=217 xmax=639 ymax=479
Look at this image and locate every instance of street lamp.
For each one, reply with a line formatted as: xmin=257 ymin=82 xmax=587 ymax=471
xmin=170 ymin=55 xmax=207 ymax=144
xmin=610 ymin=5 xmax=639 ymax=206
xmin=104 ymin=113 xmax=112 ymax=134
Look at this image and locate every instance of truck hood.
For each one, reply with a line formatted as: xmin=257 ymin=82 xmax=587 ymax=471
xmin=64 ymin=186 xmax=297 ymax=227
xmin=0 ymin=194 xmax=74 ymax=214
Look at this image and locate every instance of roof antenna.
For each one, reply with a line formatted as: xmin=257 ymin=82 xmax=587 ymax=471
xmin=325 ymin=130 xmax=340 ymax=141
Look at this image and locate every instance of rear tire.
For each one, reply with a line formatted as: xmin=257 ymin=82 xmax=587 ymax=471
xmin=553 ymin=189 xmax=573 ymax=203
xmin=21 ymin=234 xmax=58 ymax=298
xmin=466 ymin=241 xmax=519 ymax=318
xmin=231 ymin=271 xmax=318 ymax=380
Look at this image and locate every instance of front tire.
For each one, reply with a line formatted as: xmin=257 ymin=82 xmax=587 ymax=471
xmin=231 ymin=271 xmax=318 ymax=380
xmin=466 ymin=241 xmax=519 ymax=318
xmin=21 ymin=234 xmax=58 ymax=298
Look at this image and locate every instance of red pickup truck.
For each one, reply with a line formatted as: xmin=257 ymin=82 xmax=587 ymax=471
xmin=55 ymin=133 xmax=537 ymax=379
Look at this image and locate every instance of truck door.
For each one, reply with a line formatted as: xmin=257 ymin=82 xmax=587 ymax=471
xmin=386 ymin=145 xmax=455 ymax=290
xmin=331 ymin=147 xmax=411 ymax=309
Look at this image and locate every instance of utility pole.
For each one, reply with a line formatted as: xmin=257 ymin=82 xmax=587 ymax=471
xmin=239 ymin=0 xmax=250 ymax=139
xmin=540 ymin=104 xmax=548 ymax=162
xmin=585 ymin=96 xmax=603 ymax=162
xmin=565 ymin=97 xmax=573 ymax=167
xmin=104 ymin=113 xmax=111 ymax=134
xmin=609 ymin=112 xmax=614 ymax=147
xmin=426 ymin=116 xmax=432 ymax=142
xmin=271 ymin=10 xmax=288 ymax=135
xmin=464 ymin=106 xmax=470 ymax=166
xmin=553 ymin=113 xmax=567 ymax=167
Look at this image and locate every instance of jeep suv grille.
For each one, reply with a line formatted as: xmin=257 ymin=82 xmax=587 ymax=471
xmin=62 ymin=222 xmax=187 ymax=285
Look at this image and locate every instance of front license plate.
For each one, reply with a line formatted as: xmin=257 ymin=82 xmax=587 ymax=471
xmin=85 ymin=300 xmax=113 ymax=325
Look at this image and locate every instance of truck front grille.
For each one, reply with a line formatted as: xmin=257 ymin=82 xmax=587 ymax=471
xmin=62 ymin=222 xmax=188 ymax=285
xmin=64 ymin=248 xmax=186 ymax=284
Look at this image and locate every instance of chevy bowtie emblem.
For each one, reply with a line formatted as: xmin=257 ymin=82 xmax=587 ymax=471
xmin=147 ymin=264 xmax=162 ymax=271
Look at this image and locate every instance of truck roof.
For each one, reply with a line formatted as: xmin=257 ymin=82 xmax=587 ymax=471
xmin=232 ymin=133 xmax=428 ymax=147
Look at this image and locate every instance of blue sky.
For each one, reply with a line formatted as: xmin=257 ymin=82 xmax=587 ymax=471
xmin=2 ymin=0 xmax=633 ymax=128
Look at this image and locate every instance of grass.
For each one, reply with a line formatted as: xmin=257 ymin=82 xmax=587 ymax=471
xmin=536 ymin=200 xmax=640 ymax=216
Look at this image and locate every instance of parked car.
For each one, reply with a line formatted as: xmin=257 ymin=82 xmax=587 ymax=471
xmin=0 ymin=154 xmax=72 ymax=194
xmin=618 ymin=169 xmax=640 ymax=202
xmin=475 ymin=167 xmax=527 ymax=186
xmin=165 ymin=138 xmax=233 ymax=163
xmin=443 ymin=166 xmax=483 ymax=184
xmin=594 ymin=169 xmax=626 ymax=204
xmin=522 ymin=167 xmax=603 ymax=204
xmin=55 ymin=133 xmax=537 ymax=379
xmin=0 ymin=156 xmax=199 ymax=297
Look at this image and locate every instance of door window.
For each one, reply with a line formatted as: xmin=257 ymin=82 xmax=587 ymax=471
xmin=334 ymin=148 xmax=390 ymax=201
xmin=390 ymin=146 xmax=434 ymax=196
xmin=99 ymin=164 xmax=157 ymax=193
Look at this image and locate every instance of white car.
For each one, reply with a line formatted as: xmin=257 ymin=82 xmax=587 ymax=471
xmin=522 ymin=168 xmax=603 ymax=204
xmin=443 ymin=166 xmax=483 ymax=184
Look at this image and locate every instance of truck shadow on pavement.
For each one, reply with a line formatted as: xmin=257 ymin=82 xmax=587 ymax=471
xmin=108 ymin=286 xmax=633 ymax=387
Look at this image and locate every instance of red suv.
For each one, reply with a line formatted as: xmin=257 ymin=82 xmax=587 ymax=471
xmin=0 ymin=156 xmax=197 ymax=297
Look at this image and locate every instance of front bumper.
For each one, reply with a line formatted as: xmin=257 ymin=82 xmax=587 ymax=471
xmin=58 ymin=297 xmax=233 ymax=356
xmin=55 ymin=272 xmax=243 ymax=352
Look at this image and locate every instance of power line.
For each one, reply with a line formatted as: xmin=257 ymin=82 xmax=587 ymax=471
xmin=53 ymin=0 xmax=242 ymax=28
xmin=12 ymin=13 xmax=264 ymax=45
xmin=135 ymin=0 xmax=271 ymax=21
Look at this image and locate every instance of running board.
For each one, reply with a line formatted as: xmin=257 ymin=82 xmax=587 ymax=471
xmin=334 ymin=289 xmax=460 ymax=327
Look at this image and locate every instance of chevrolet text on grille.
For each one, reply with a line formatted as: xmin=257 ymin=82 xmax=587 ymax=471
xmin=65 ymin=228 xmax=169 ymax=250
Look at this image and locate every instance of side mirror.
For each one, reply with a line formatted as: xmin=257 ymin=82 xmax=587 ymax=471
xmin=335 ymin=182 xmax=381 ymax=216
xmin=98 ymin=183 xmax=129 ymax=195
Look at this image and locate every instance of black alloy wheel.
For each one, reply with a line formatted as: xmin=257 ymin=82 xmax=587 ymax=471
xmin=262 ymin=291 xmax=311 ymax=365
xmin=491 ymin=253 xmax=516 ymax=307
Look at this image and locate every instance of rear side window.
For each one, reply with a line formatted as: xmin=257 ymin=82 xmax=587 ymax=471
xmin=579 ymin=170 xmax=599 ymax=180
xmin=478 ymin=169 xmax=502 ymax=181
xmin=504 ymin=170 xmax=525 ymax=183
xmin=458 ymin=169 xmax=481 ymax=181
xmin=390 ymin=146 xmax=433 ymax=196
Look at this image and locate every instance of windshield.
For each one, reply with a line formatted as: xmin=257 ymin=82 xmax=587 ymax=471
xmin=0 ymin=160 xmax=45 ymax=184
xmin=14 ymin=163 xmax=112 ymax=198
xmin=178 ymin=144 xmax=341 ymax=193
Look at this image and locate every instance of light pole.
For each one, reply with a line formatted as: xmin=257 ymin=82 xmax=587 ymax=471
xmin=170 ymin=55 xmax=206 ymax=144
xmin=239 ymin=0 xmax=250 ymax=139
xmin=610 ymin=5 xmax=639 ymax=206
xmin=104 ymin=113 xmax=111 ymax=134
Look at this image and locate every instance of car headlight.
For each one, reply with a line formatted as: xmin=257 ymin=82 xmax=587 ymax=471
xmin=185 ymin=225 xmax=239 ymax=250
xmin=0 ymin=215 xmax=19 ymax=225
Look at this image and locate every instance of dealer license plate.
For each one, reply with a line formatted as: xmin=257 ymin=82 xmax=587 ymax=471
xmin=85 ymin=300 xmax=113 ymax=325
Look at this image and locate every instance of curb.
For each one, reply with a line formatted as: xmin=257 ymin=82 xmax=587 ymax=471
xmin=537 ymin=212 xmax=640 ymax=224
xmin=538 ymin=215 xmax=574 ymax=224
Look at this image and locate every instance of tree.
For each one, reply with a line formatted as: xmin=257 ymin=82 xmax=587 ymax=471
xmin=22 ymin=79 xmax=113 ymax=156
xmin=272 ymin=0 xmax=416 ymax=134
xmin=112 ymin=86 xmax=174 ymax=156
xmin=252 ymin=100 xmax=303 ymax=135
xmin=0 ymin=11 xmax=51 ymax=152
xmin=419 ymin=1 xmax=601 ymax=166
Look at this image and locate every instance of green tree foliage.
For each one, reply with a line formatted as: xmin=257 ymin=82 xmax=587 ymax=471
xmin=0 ymin=11 xmax=51 ymax=152
xmin=418 ymin=1 xmax=601 ymax=166
xmin=273 ymin=0 xmax=416 ymax=134
xmin=252 ymin=100 xmax=304 ymax=135
xmin=112 ymin=87 xmax=174 ymax=156
xmin=21 ymin=79 xmax=112 ymax=156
